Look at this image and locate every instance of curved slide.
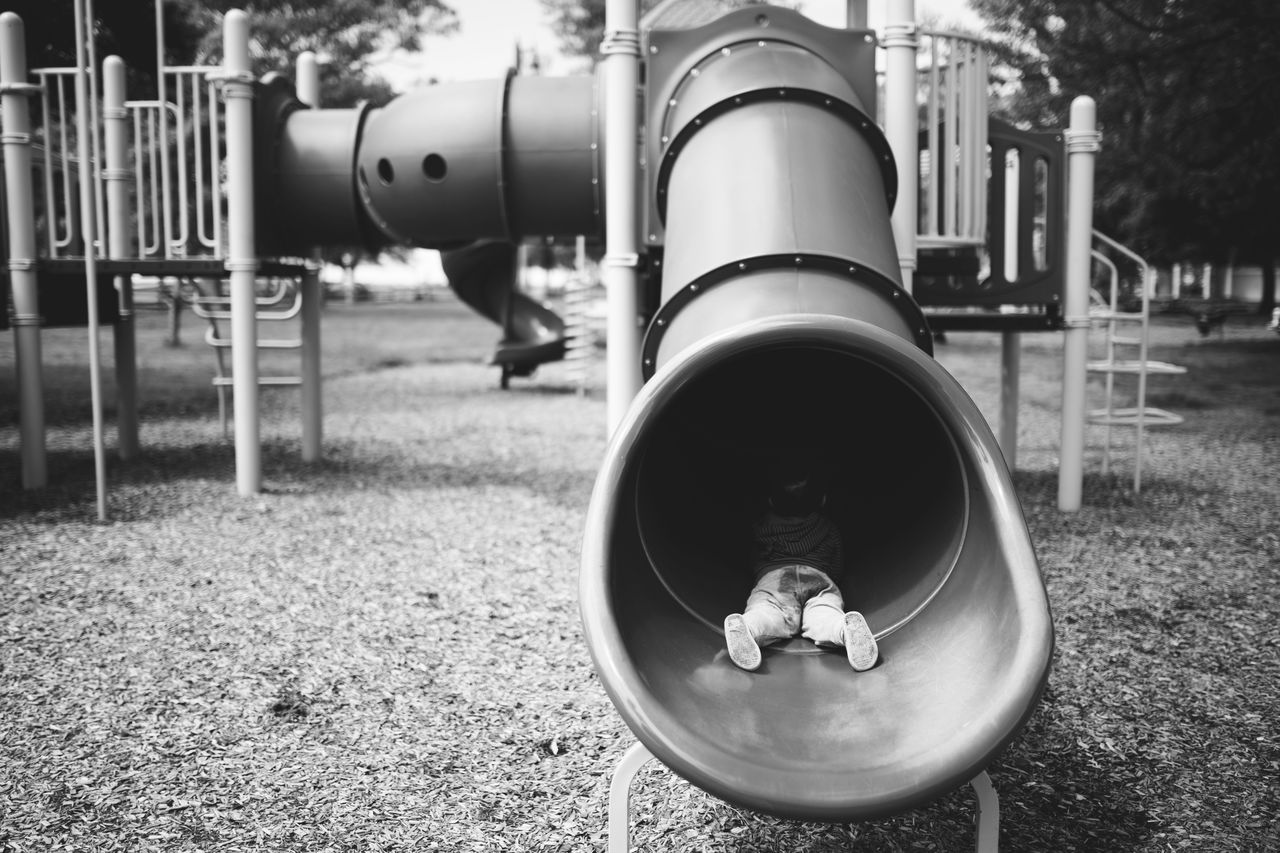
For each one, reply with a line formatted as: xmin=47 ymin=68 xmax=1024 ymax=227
xmin=440 ymin=240 xmax=567 ymax=386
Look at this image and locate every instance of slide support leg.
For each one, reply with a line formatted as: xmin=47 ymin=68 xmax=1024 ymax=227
xmin=608 ymin=741 xmax=654 ymax=853
xmin=970 ymin=771 xmax=1000 ymax=852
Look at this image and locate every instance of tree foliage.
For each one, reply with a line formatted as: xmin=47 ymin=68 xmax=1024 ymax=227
xmin=0 ymin=0 xmax=457 ymax=107
xmin=541 ymin=0 xmax=790 ymax=63
xmin=971 ymin=0 xmax=1280 ymax=308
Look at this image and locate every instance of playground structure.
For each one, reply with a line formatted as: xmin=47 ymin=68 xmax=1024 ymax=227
xmin=0 ymin=0 xmax=1195 ymax=848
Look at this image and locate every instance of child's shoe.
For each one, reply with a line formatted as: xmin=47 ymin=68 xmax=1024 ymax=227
xmin=724 ymin=614 xmax=761 ymax=671
xmin=843 ymin=611 xmax=878 ymax=671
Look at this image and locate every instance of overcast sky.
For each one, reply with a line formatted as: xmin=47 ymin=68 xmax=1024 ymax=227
xmin=375 ymin=0 xmax=984 ymax=89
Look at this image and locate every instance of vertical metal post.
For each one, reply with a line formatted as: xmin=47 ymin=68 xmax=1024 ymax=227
xmin=601 ymin=0 xmax=643 ymax=433
xmin=222 ymin=10 xmax=261 ymax=495
xmin=999 ymin=332 xmax=1020 ymax=469
xmin=846 ymin=0 xmax=869 ymax=28
xmin=104 ymin=55 xmax=139 ymax=461
xmin=1058 ymin=96 xmax=1099 ymax=512
xmin=883 ymin=0 xmax=918 ymax=294
xmin=1 ymin=12 xmax=47 ymax=489
xmin=74 ymin=0 xmax=109 ymax=520
xmin=296 ymin=50 xmax=322 ymax=463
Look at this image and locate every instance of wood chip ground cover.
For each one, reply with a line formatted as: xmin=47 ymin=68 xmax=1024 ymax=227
xmin=2 ymin=304 xmax=1277 ymax=851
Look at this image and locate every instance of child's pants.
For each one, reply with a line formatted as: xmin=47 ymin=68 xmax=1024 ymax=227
xmin=742 ymin=563 xmax=847 ymax=647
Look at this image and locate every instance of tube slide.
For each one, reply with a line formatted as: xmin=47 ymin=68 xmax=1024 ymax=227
xmin=254 ymin=73 xmax=598 ymax=377
xmin=580 ymin=7 xmax=1053 ymax=823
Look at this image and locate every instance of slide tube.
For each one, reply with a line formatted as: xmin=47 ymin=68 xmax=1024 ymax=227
xmin=580 ymin=8 xmax=1053 ymax=823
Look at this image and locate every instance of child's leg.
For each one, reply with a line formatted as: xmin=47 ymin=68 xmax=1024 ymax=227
xmin=798 ymin=572 xmax=847 ymax=647
xmin=797 ymin=570 xmax=879 ymax=670
xmin=740 ymin=567 xmax=804 ymax=645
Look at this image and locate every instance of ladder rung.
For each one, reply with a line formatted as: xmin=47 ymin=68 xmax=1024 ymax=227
xmin=212 ymin=376 xmax=301 ymax=387
xmin=1087 ymin=360 xmax=1187 ymax=375
xmin=206 ymin=336 xmax=301 ymax=349
xmin=1088 ymin=406 xmax=1185 ymax=427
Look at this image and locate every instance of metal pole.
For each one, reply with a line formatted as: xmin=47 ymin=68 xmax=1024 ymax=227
xmin=999 ymin=331 xmax=1020 ymax=469
xmin=74 ymin=0 xmax=109 ymax=520
xmin=104 ymin=55 xmax=139 ymax=461
xmin=883 ymin=0 xmax=918 ymax=294
xmin=1058 ymin=96 xmax=1099 ymax=512
xmin=600 ymin=0 xmax=643 ymax=433
xmin=0 ymin=12 xmax=47 ymax=489
xmin=296 ymin=51 xmax=322 ymax=463
xmin=222 ymin=10 xmax=261 ymax=494
xmin=846 ymin=0 xmax=869 ymax=28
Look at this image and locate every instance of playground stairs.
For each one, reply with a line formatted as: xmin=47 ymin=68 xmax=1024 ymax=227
xmin=188 ymin=275 xmax=305 ymax=437
xmin=1086 ymin=230 xmax=1186 ymax=492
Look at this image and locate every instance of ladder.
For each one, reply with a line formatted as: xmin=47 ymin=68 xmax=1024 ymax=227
xmin=1086 ymin=231 xmax=1186 ymax=492
xmin=189 ymin=275 xmax=304 ymax=437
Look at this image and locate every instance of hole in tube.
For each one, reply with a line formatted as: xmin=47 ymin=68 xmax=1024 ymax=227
xmin=377 ymin=158 xmax=394 ymax=185
xmin=422 ymin=153 xmax=447 ymax=182
xmin=755 ymin=13 xmax=770 ymax=26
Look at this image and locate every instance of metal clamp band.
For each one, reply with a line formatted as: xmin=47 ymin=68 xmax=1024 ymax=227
xmin=224 ymin=259 xmax=260 ymax=273
xmin=601 ymin=28 xmax=642 ymax=58
xmin=602 ymin=252 xmax=640 ymax=269
xmin=1065 ymin=129 xmax=1102 ymax=154
xmin=880 ymin=22 xmax=918 ymax=48
xmin=1 ymin=131 xmax=32 ymax=145
xmin=7 ymin=258 xmax=35 ymax=272
xmin=205 ymin=69 xmax=257 ymax=86
xmin=1062 ymin=315 xmax=1095 ymax=329
xmin=10 ymin=313 xmax=42 ymax=326
xmin=101 ymin=168 xmax=131 ymax=180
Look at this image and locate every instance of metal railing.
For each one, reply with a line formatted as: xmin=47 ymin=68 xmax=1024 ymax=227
xmin=28 ymin=62 xmax=226 ymax=263
xmin=915 ymin=29 xmax=988 ymax=249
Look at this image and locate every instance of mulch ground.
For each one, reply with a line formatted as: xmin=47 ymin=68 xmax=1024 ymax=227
xmin=1 ymin=305 xmax=1277 ymax=851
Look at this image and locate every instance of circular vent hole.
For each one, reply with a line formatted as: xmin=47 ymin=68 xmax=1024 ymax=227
xmin=422 ymin=153 xmax=448 ymax=182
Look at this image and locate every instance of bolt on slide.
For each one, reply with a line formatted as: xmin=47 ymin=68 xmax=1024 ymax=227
xmin=250 ymin=3 xmax=1053 ymax=843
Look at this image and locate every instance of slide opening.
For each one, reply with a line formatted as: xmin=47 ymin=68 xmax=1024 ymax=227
xmin=631 ymin=343 xmax=968 ymax=641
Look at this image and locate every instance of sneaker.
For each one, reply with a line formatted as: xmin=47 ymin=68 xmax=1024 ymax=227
xmin=843 ymin=611 xmax=878 ymax=671
xmin=724 ymin=614 xmax=761 ymax=671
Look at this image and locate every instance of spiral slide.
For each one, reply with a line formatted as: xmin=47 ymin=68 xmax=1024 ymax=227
xmin=440 ymin=240 xmax=567 ymax=385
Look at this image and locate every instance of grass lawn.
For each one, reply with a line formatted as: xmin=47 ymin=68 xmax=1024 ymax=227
xmin=1 ymin=299 xmax=1277 ymax=851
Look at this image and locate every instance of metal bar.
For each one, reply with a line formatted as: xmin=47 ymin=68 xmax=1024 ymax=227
xmin=73 ymin=0 xmax=108 ymax=520
xmin=222 ymin=9 xmax=262 ymax=495
xmin=999 ymin=331 xmax=1020 ymax=469
xmin=944 ymin=40 xmax=958 ymax=238
xmin=884 ymin=0 xmax=919 ymax=292
xmin=970 ymin=771 xmax=1000 ymax=852
xmin=601 ymin=0 xmax=643 ymax=431
xmin=104 ymin=55 xmax=139 ymax=460
xmin=296 ymin=50 xmax=323 ymax=463
xmin=1 ymin=11 xmax=48 ymax=489
xmin=926 ymin=35 xmax=940 ymax=237
xmin=1058 ymin=96 xmax=1099 ymax=512
xmin=608 ymin=742 xmax=654 ymax=853
xmin=171 ymin=75 xmax=190 ymax=253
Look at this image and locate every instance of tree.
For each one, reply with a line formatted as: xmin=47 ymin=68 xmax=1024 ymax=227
xmin=970 ymin=0 xmax=1280 ymax=313
xmin=0 ymin=0 xmax=458 ymax=109
xmin=181 ymin=0 xmax=458 ymax=108
xmin=542 ymin=0 xmax=794 ymax=63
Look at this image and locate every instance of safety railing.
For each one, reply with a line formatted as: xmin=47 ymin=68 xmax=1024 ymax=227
xmin=915 ymin=29 xmax=988 ymax=249
xmin=28 ymin=62 xmax=226 ymax=263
